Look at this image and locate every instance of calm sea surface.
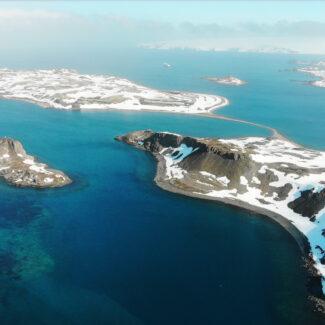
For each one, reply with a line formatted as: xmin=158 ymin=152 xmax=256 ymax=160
xmin=0 ymin=50 xmax=325 ymax=324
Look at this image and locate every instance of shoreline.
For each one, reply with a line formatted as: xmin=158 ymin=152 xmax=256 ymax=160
xmin=3 ymin=94 xmax=319 ymax=248
xmin=1 ymin=95 xmax=310 ymax=151
xmin=149 ymin=153 xmax=325 ymax=306
xmin=115 ymin=129 xmax=325 ymax=307
xmin=2 ymin=92 xmax=325 ymax=309
xmin=154 ymin=154 xmax=309 ymax=253
xmin=0 ymin=93 xmax=229 ymax=114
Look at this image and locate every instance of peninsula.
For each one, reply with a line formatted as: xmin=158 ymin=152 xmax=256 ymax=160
xmin=0 ymin=68 xmax=228 ymax=114
xmin=0 ymin=138 xmax=71 ymax=188
xmin=202 ymin=75 xmax=247 ymax=86
xmin=116 ymin=130 xmax=325 ymax=308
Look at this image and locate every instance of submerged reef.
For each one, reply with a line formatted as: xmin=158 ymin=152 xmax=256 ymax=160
xmin=0 ymin=199 xmax=54 ymax=283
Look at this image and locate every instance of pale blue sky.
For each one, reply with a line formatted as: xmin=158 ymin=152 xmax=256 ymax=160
xmin=1 ymin=1 xmax=325 ymax=55
xmin=1 ymin=1 xmax=325 ymax=24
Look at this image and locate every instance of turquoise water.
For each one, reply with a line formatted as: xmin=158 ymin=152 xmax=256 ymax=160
xmin=6 ymin=49 xmax=324 ymax=147
xmin=0 ymin=50 xmax=325 ymax=324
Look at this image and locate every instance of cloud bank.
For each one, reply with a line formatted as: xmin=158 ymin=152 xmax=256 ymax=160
xmin=1 ymin=9 xmax=325 ymax=54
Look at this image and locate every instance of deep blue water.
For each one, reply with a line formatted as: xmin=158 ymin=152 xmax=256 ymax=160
xmin=0 ymin=50 xmax=325 ymax=324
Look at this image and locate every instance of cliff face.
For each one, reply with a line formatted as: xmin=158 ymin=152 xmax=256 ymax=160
xmin=0 ymin=138 xmax=71 ymax=188
xmin=116 ymin=130 xmax=325 ymax=299
xmin=116 ymin=130 xmax=325 ymax=210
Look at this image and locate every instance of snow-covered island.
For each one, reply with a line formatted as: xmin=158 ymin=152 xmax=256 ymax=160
xmin=296 ymin=61 xmax=325 ymax=88
xmin=0 ymin=138 xmax=71 ymax=188
xmin=0 ymin=68 xmax=228 ymax=114
xmin=202 ymin=75 xmax=247 ymax=86
xmin=116 ymin=130 xmax=325 ymax=309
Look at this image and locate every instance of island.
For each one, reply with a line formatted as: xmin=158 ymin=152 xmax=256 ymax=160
xmin=295 ymin=61 xmax=325 ymax=88
xmin=202 ymin=75 xmax=247 ymax=86
xmin=0 ymin=138 xmax=71 ymax=188
xmin=116 ymin=129 xmax=325 ymax=310
xmin=0 ymin=68 xmax=228 ymax=114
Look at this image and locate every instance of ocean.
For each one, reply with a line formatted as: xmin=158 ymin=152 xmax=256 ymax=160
xmin=0 ymin=49 xmax=325 ymax=324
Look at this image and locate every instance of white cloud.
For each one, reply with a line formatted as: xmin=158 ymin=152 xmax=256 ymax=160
xmin=1 ymin=9 xmax=325 ymax=54
xmin=138 ymin=39 xmax=324 ymax=55
xmin=0 ymin=9 xmax=69 ymax=20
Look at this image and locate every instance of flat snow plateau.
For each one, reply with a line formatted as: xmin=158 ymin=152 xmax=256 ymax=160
xmin=0 ymin=68 xmax=228 ymax=113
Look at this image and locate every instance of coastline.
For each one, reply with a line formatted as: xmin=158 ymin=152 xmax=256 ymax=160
xmin=153 ymin=154 xmax=309 ymax=253
xmin=115 ymin=130 xmax=325 ymax=309
xmin=0 ymin=93 xmax=229 ymax=114
xmin=149 ymin=152 xmax=325 ymax=307
xmin=1 ymin=94 xmax=308 ymax=151
xmin=0 ymin=68 xmax=229 ymax=115
xmin=1 ymin=90 xmax=325 ymax=309
xmin=3 ymin=94 xmax=320 ymax=248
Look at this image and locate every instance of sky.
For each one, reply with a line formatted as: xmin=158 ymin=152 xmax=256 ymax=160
xmin=1 ymin=1 xmax=325 ymax=56
xmin=2 ymin=1 xmax=325 ymax=25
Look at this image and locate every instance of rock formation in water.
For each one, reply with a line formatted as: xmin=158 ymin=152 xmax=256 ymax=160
xmin=0 ymin=138 xmax=71 ymax=188
xmin=202 ymin=75 xmax=247 ymax=86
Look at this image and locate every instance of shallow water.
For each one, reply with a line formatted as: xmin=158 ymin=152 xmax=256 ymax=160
xmin=0 ymin=50 xmax=325 ymax=324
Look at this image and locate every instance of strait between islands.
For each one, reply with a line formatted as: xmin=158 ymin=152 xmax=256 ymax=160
xmin=0 ymin=68 xmax=324 ymax=310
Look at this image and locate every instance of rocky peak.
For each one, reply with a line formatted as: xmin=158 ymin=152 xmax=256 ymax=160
xmin=0 ymin=138 xmax=26 ymax=157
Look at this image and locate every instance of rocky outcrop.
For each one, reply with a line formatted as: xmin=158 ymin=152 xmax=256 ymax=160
xmin=288 ymin=188 xmax=325 ymax=219
xmin=0 ymin=138 xmax=71 ymax=188
xmin=116 ymin=130 xmax=325 ymax=303
xmin=115 ymin=130 xmax=313 ymax=202
xmin=202 ymin=75 xmax=247 ymax=86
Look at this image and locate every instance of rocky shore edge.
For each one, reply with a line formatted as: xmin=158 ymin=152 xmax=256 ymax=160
xmin=154 ymin=155 xmax=325 ymax=313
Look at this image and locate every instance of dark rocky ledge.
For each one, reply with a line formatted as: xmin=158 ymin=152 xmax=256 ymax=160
xmin=289 ymin=188 xmax=325 ymax=219
xmin=0 ymin=138 xmax=71 ymax=188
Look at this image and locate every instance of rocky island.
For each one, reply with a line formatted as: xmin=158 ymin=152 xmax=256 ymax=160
xmin=0 ymin=68 xmax=228 ymax=114
xmin=296 ymin=61 xmax=325 ymax=88
xmin=202 ymin=75 xmax=247 ymax=86
xmin=116 ymin=130 xmax=325 ymax=307
xmin=0 ymin=138 xmax=71 ymax=188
